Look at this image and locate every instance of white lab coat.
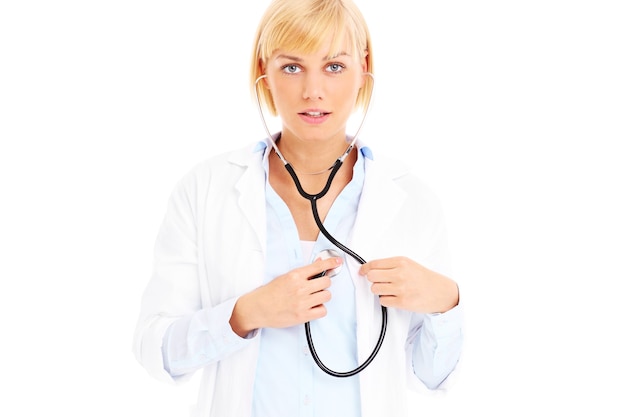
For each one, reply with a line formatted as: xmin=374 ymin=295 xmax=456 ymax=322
xmin=133 ymin=140 xmax=462 ymax=417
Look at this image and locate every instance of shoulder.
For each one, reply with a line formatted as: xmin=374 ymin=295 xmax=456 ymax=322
xmin=178 ymin=141 xmax=263 ymax=184
xmin=364 ymin=148 xmax=442 ymax=208
xmin=166 ymin=141 xmax=264 ymax=204
xmin=189 ymin=141 xmax=262 ymax=175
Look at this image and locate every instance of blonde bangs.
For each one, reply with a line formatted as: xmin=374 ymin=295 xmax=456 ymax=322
xmin=259 ymin=7 xmax=357 ymax=62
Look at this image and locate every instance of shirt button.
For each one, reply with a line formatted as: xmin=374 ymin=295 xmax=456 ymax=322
xmin=303 ymin=395 xmax=311 ymax=406
xmin=302 ymin=346 xmax=309 ymax=356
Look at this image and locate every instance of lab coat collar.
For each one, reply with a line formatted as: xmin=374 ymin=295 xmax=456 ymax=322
xmin=226 ymin=137 xmax=410 ymax=269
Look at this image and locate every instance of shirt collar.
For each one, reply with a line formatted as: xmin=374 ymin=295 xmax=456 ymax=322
xmin=254 ymin=137 xmax=374 ymax=165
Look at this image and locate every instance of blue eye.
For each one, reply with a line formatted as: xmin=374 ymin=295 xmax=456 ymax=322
xmin=326 ymin=63 xmax=345 ymax=73
xmin=282 ymin=64 xmax=301 ymax=74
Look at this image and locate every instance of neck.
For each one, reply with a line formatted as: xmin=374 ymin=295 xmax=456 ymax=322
xmin=276 ymin=131 xmax=351 ymax=175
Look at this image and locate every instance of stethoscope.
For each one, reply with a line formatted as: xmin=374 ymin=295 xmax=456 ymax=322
xmin=254 ymin=73 xmax=387 ymax=377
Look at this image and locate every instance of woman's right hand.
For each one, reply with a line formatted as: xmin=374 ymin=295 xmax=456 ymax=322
xmin=229 ymin=257 xmax=342 ymax=338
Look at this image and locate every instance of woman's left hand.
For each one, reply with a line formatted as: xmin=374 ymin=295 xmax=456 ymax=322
xmin=359 ymin=257 xmax=459 ymax=314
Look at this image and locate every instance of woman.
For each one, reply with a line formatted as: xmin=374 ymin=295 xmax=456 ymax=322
xmin=133 ymin=1 xmax=463 ymax=416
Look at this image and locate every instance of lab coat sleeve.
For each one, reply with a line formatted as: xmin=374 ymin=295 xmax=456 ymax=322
xmin=132 ymin=169 xmax=254 ymax=383
xmin=162 ymin=296 xmax=256 ymax=378
xmin=400 ymin=172 xmax=464 ymax=392
xmin=409 ymin=305 xmax=464 ymax=390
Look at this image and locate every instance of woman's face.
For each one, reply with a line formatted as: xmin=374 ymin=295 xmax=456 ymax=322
xmin=264 ymin=37 xmax=367 ymax=145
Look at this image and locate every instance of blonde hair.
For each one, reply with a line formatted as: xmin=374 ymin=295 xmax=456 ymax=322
xmin=250 ymin=0 xmax=374 ymax=116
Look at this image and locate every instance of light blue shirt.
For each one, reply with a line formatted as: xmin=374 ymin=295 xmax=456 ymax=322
xmin=252 ymin=141 xmax=367 ymax=417
xmin=160 ymin=140 xmax=463 ymax=416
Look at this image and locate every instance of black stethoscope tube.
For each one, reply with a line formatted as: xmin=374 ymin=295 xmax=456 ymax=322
xmin=253 ymin=73 xmax=384 ymax=377
xmin=284 ymin=159 xmax=388 ymax=378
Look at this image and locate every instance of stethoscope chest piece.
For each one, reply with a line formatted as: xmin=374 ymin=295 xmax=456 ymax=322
xmin=313 ymin=249 xmax=343 ymax=278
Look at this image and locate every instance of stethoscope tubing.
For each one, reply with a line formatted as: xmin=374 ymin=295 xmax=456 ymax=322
xmin=254 ymin=73 xmax=387 ymax=377
xmin=303 ymin=161 xmax=387 ymax=378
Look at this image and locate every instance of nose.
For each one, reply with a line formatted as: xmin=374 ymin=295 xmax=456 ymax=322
xmin=302 ymin=72 xmax=324 ymax=101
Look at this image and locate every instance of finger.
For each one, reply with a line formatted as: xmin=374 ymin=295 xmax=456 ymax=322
xmin=307 ymin=276 xmax=332 ymax=293
xmin=378 ymin=295 xmax=399 ymax=308
xmin=359 ymin=257 xmax=401 ymax=275
xmin=307 ymin=304 xmax=328 ymax=321
xmin=304 ymin=257 xmax=343 ymax=280
xmin=371 ymin=282 xmax=396 ymax=296
xmin=309 ymin=288 xmax=332 ymax=306
xmin=363 ymin=268 xmax=393 ymax=284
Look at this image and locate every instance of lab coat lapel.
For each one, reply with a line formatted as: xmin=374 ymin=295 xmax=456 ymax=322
xmin=231 ymin=144 xmax=267 ymax=256
xmin=348 ymin=156 xmax=408 ymax=356
xmin=350 ymin=156 xmax=407 ymax=262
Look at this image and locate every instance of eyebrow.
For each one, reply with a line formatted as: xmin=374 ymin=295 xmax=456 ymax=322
xmin=274 ymin=52 xmax=351 ymax=62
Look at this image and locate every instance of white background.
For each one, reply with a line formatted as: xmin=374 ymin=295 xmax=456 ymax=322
xmin=1 ymin=1 xmax=624 ymax=415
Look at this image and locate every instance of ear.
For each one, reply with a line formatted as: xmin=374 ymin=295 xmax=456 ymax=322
xmin=360 ymin=51 xmax=369 ymax=87
xmin=259 ymin=59 xmax=270 ymax=89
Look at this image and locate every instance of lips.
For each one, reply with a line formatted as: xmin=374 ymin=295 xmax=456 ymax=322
xmin=298 ymin=109 xmax=331 ymax=125
xmin=299 ymin=110 xmax=330 ymax=117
